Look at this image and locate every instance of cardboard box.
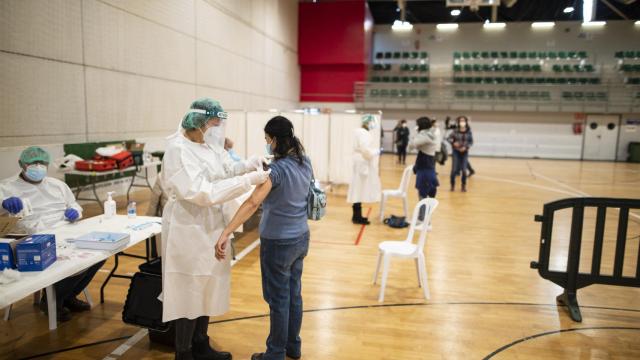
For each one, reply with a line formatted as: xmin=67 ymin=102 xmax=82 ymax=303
xmin=16 ymin=234 xmax=57 ymax=272
xmin=0 ymin=236 xmax=26 ymax=270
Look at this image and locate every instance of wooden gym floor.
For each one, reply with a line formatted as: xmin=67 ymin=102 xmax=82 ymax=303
xmin=1 ymin=154 xmax=639 ymax=359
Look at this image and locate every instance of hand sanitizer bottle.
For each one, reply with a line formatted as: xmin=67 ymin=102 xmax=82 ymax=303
xmin=104 ymin=192 xmax=116 ymax=219
xmin=127 ymin=202 xmax=137 ymax=218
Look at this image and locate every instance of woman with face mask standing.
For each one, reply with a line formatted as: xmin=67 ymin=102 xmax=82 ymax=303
xmin=161 ymin=98 xmax=270 ymax=360
xmin=347 ymin=114 xmax=382 ymax=225
xmin=447 ymin=116 xmax=474 ymax=192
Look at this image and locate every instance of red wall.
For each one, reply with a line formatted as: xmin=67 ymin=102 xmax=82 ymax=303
xmin=299 ymin=1 xmax=372 ymax=102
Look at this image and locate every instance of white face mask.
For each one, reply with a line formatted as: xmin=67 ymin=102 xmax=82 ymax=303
xmin=203 ymin=125 xmax=225 ymax=148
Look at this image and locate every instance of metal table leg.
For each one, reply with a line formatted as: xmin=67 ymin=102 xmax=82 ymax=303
xmin=100 ymin=238 xmax=155 ymax=303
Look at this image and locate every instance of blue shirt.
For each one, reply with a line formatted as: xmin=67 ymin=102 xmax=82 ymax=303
xmin=259 ymin=155 xmax=313 ymax=239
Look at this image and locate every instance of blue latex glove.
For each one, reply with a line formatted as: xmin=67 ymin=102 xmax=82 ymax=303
xmin=2 ymin=197 xmax=23 ymax=215
xmin=64 ymin=208 xmax=79 ymax=222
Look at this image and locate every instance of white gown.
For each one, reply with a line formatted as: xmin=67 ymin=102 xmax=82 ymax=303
xmin=0 ymin=176 xmax=83 ymax=234
xmin=347 ymin=128 xmax=382 ymax=204
xmin=161 ymin=133 xmax=252 ymax=322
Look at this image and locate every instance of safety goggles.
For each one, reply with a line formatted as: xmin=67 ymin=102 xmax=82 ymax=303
xmin=187 ymin=108 xmax=228 ymax=119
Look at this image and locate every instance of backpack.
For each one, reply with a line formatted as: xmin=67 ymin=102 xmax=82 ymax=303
xmin=383 ymin=215 xmax=409 ymax=228
xmin=307 ymin=172 xmax=327 ymax=221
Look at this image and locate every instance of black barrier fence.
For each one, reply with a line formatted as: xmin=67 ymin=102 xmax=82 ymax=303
xmin=530 ymin=197 xmax=640 ymax=322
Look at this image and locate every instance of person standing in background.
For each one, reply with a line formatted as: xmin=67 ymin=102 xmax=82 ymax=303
xmin=447 ymin=116 xmax=474 ymax=192
xmin=348 ymin=114 xmax=382 ymax=225
xmin=408 ymin=117 xmax=440 ymax=220
xmin=393 ymin=119 xmax=410 ymax=165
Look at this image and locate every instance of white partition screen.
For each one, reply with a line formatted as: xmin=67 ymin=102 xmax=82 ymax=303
xmin=329 ymin=113 xmax=369 ymax=184
xmin=226 ymin=110 xmax=247 ymax=159
xmin=301 ymin=113 xmax=330 ymax=182
xmin=281 ymin=112 xmax=305 ymax=144
xmin=245 ymin=111 xmax=272 ymax=157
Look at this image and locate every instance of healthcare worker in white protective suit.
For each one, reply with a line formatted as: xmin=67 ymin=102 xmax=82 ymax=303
xmin=347 ymin=114 xmax=382 ymax=225
xmin=161 ymin=98 xmax=270 ymax=360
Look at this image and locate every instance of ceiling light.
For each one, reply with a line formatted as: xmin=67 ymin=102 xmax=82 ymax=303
xmin=635 ymin=20 xmax=640 ymax=26
xmin=563 ymin=6 xmax=574 ymax=13
xmin=582 ymin=21 xmax=606 ymax=27
xmin=345 ymin=109 xmax=357 ymax=114
xmin=268 ymin=108 xmax=278 ymax=113
xmin=437 ymin=23 xmax=459 ymax=30
xmin=531 ymin=22 xmax=555 ymax=29
xmin=583 ymin=0 xmax=595 ymax=22
xmin=483 ymin=22 xmax=506 ymax=29
xmin=451 ymin=9 xmax=461 ymax=16
xmin=392 ymin=20 xmax=413 ymax=31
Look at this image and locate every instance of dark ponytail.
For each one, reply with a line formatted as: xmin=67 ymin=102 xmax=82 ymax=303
xmin=264 ymin=116 xmax=306 ymax=164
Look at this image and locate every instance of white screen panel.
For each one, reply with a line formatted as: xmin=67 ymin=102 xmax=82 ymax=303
xmin=301 ymin=114 xmax=330 ymax=182
xmin=225 ymin=111 xmax=247 ymax=159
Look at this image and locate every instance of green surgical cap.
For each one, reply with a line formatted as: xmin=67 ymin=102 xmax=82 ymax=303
xmin=181 ymin=97 xmax=226 ymax=130
xmin=362 ymin=114 xmax=376 ymax=124
xmin=20 ymin=146 xmax=50 ymax=165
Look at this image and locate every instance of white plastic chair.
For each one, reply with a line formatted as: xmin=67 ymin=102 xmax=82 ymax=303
xmin=379 ymin=165 xmax=413 ymax=222
xmin=373 ymin=198 xmax=438 ymax=302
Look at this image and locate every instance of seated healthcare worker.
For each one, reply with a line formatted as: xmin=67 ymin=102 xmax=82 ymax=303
xmin=0 ymin=146 xmax=106 ymax=322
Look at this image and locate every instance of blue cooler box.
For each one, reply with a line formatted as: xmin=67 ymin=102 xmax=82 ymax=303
xmin=16 ymin=234 xmax=57 ymax=272
xmin=0 ymin=237 xmax=26 ymax=270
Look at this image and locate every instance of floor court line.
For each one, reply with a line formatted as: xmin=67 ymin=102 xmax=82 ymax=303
xmin=355 ymin=207 xmax=372 ymax=246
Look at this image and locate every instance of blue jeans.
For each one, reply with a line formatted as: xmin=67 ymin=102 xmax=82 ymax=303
xmin=450 ymin=150 xmax=469 ymax=187
xmin=260 ymin=231 xmax=310 ymax=360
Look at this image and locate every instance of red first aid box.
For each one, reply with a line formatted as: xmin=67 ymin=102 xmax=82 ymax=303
xmin=75 ymin=159 xmax=117 ymax=171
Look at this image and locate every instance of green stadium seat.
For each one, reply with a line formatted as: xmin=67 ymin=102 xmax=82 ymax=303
xmin=399 ymin=89 xmax=408 ymax=97
xmin=552 ymin=64 xmax=562 ymax=72
xmin=420 ymin=64 xmax=429 ymax=72
xmin=509 ymin=51 xmax=518 ymax=59
xmin=400 ymin=64 xmax=409 ymax=71
xmin=538 ymin=51 xmax=547 ymax=59
xmin=393 ymin=52 xmax=401 ymax=59
xmin=568 ymin=51 xmax=577 ymax=59
xmin=463 ymin=51 xmax=471 ymax=59
xmin=409 ymin=89 xmax=418 ymax=97
xmin=495 ymin=77 xmax=505 ymax=84
xmin=484 ymin=77 xmax=494 ymax=83
xmin=522 ymin=64 xmax=531 ymax=72
xmin=500 ymin=51 xmax=509 ymax=58
xmin=473 ymin=77 xmax=482 ymax=83
xmin=411 ymin=76 xmax=419 ymax=83
xmin=505 ymin=77 xmax=515 ymax=84
xmin=589 ymin=78 xmax=600 ymax=84
xmin=410 ymin=52 xmax=418 ymax=59
xmin=614 ymin=51 xmax=624 ymax=59
xmin=545 ymin=77 xmax=556 ymax=84
xmin=573 ymin=92 xmax=584 ymax=100
xmin=371 ymin=76 xmax=381 ymax=82
xmin=384 ymin=64 xmax=391 ymax=71
xmin=491 ymin=51 xmax=499 ymax=58
xmin=578 ymin=51 xmax=587 ymax=59
xmin=380 ymin=89 xmax=389 ymax=97
xmin=472 ymin=51 xmax=480 ymax=58
xmin=625 ymin=51 xmax=635 ymax=59
xmin=562 ymin=91 xmax=572 ymax=100
xmin=464 ymin=77 xmax=473 ymax=83
xmin=401 ymin=76 xmax=410 ymax=83
xmin=420 ymin=52 xmax=428 ymax=59
xmin=481 ymin=51 xmax=489 ymax=58
xmin=375 ymin=52 xmax=383 ymax=59
xmin=473 ymin=64 xmax=482 ymax=72
xmin=528 ymin=51 xmax=537 ymax=59
xmin=542 ymin=91 xmax=551 ymax=100
xmin=634 ymin=64 xmax=640 ymax=72
xmin=482 ymin=64 xmax=492 ymax=72
xmin=525 ymin=77 xmax=535 ymax=84
xmin=558 ymin=51 xmax=567 ymax=59
xmin=371 ymin=89 xmax=380 ymax=97
xmin=567 ymin=78 xmax=578 ymax=84
xmin=464 ymin=64 xmax=472 ymax=72
xmin=512 ymin=64 xmax=522 ymax=72
xmin=563 ymin=64 xmax=573 ymax=72
xmin=519 ymin=51 xmax=527 ymax=59
xmin=497 ymin=90 xmax=507 ymax=98
xmin=402 ymin=52 xmax=409 ymax=59
xmin=548 ymin=51 xmax=557 ymax=59
xmin=453 ymin=77 xmax=463 ymax=83
xmin=390 ymin=89 xmax=399 ymax=97
xmin=515 ymin=77 xmax=524 ymax=84
xmin=584 ymin=64 xmax=594 ymax=72
xmin=578 ymin=78 xmax=589 ymax=85
xmin=453 ymin=52 xmax=461 ymax=59
xmin=502 ymin=64 xmax=511 ymax=71
xmin=384 ymin=52 xmax=392 ymax=59
xmin=535 ymin=77 xmax=545 ymax=84
xmin=453 ymin=64 xmax=462 ymax=72
xmin=373 ymin=64 xmax=382 ymax=71
xmin=418 ymin=89 xmax=428 ymax=97
xmin=391 ymin=76 xmax=400 ymax=82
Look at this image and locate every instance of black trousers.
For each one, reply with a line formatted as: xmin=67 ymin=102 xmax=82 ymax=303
xmin=54 ymin=260 xmax=106 ymax=304
xmin=397 ymin=145 xmax=408 ymax=164
xmin=175 ymin=316 xmax=209 ymax=352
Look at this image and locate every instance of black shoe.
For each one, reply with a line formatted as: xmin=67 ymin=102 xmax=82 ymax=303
xmin=461 ymin=184 xmax=467 ymax=192
xmin=39 ymin=296 xmax=72 ymax=322
xmin=251 ymin=354 xmax=264 ymax=360
xmin=64 ymin=297 xmax=91 ymax=312
xmin=468 ymin=169 xmax=475 ymax=177
xmin=192 ymin=337 xmax=232 ymax=360
xmin=176 ymin=350 xmax=194 ymax=360
xmin=352 ymin=217 xmax=370 ymax=225
xmin=287 ymin=352 xmax=301 ymax=360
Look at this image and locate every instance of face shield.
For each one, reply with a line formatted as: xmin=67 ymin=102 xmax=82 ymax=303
xmin=362 ymin=114 xmax=378 ymax=130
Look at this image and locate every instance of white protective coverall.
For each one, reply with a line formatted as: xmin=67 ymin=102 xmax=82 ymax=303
xmin=347 ymin=127 xmax=382 ymax=204
xmin=0 ymin=176 xmax=83 ymax=234
xmin=161 ymin=133 xmax=253 ymax=322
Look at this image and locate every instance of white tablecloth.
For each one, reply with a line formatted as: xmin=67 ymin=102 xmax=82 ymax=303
xmin=0 ymin=215 xmax=161 ymax=309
